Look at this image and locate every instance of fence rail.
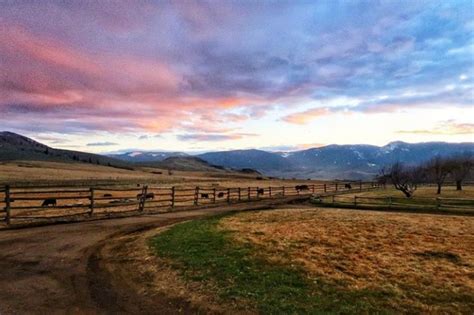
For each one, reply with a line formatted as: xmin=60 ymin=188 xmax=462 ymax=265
xmin=0 ymin=181 xmax=381 ymax=227
xmin=313 ymin=194 xmax=474 ymax=213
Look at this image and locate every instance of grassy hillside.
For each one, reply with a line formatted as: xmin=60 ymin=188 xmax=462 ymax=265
xmin=0 ymin=131 xmax=127 ymax=167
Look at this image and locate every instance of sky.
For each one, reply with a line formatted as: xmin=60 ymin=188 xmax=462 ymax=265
xmin=0 ymin=0 xmax=473 ymax=153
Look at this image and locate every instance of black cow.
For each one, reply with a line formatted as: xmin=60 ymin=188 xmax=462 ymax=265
xmin=201 ymin=193 xmax=209 ymax=199
xmin=217 ymin=192 xmax=225 ymax=198
xmin=257 ymin=188 xmax=264 ymax=195
xmin=344 ymin=183 xmax=352 ymax=189
xmin=103 ymin=193 xmax=113 ymax=197
xmin=136 ymin=193 xmax=155 ymax=200
xmin=295 ymin=185 xmax=309 ymax=191
xmin=41 ymin=198 xmax=57 ymax=207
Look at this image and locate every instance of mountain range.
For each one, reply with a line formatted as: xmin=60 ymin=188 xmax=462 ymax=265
xmin=1 ymin=131 xmax=473 ymax=180
xmin=110 ymin=141 xmax=474 ymax=179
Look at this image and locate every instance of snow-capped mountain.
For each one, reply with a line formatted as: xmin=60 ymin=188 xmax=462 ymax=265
xmin=198 ymin=141 xmax=474 ymax=180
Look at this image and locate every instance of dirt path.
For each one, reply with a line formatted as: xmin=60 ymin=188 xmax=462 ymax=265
xmin=0 ymin=198 xmax=306 ymax=314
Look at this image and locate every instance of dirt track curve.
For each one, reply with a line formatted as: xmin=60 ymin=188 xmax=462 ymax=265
xmin=0 ymin=198 xmax=306 ymax=314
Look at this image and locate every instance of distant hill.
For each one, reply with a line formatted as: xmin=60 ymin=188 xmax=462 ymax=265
xmin=0 ymin=131 xmax=128 ymax=168
xmin=141 ymin=156 xmax=228 ymax=172
xmin=197 ymin=142 xmax=474 ymax=180
xmin=109 ymin=151 xmax=188 ymax=162
xmin=198 ymin=149 xmax=294 ymax=172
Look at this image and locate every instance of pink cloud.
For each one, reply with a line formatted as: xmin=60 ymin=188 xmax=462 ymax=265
xmin=1 ymin=24 xmax=267 ymax=134
xmin=282 ymin=107 xmax=332 ymax=124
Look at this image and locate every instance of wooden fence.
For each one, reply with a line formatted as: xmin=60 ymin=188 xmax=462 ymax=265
xmin=313 ymin=194 xmax=474 ymax=213
xmin=0 ymin=181 xmax=381 ymax=227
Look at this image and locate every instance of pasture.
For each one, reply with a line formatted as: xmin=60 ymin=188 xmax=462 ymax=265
xmin=0 ymin=160 xmax=381 ymax=227
xmin=349 ymin=185 xmax=474 ymax=199
xmin=150 ymin=208 xmax=474 ymax=314
xmin=0 ymin=160 xmax=328 ymax=187
xmin=313 ymin=185 xmax=474 ymax=214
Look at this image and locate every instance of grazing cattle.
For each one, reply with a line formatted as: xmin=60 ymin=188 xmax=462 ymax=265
xmin=41 ymin=198 xmax=57 ymax=207
xmin=201 ymin=193 xmax=209 ymax=199
xmin=136 ymin=193 xmax=155 ymax=200
xmin=344 ymin=183 xmax=352 ymax=189
xmin=217 ymin=192 xmax=225 ymax=198
xmin=257 ymin=188 xmax=264 ymax=195
xmin=103 ymin=193 xmax=113 ymax=197
xmin=295 ymin=185 xmax=309 ymax=191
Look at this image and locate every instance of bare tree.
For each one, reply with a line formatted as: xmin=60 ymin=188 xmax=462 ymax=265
xmin=383 ymin=162 xmax=424 ymax=198
xmin=448 ymin=153 xmax=473 ymax=191
xmin=426 ymin=156 xmax=451 ymax=195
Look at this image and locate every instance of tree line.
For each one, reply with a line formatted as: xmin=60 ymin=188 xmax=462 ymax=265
xmin=377 ymin=153 xmax=473 ymax=198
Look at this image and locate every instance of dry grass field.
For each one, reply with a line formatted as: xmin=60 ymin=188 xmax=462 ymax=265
xmin=151 ymin=207 xmax=473 ymax=313
xmin=351 ymin=185 xmax=474 ymax=199
xmin=217 ymin=208 xmax=474 ymax=313
xmin=0 ymin=160 xmax=327 ymax=188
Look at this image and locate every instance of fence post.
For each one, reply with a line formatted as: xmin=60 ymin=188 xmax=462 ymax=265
xmin=269 ymin=186 xmax=272 ymax=198
xmin=436 ymin=197 xmax=440 ymax=209
xmin=332 ymin=194 xmax=335 ymax=204
xmin=354 ymin=196 xmax=357 ymax=207
xmin=388 ymin=196 xmax=392 ymax=209
xmin=282 ymin=186 xmax=285 ymax=196
xmin=257 ymin=187 xmax=260 ymax=199
xmin=248 ymin=187 xmax=251 ymax=200
xmin=227 ymin=188 xmax=231 ymax=203
xmin=238 ymin=187 xmax=241 ymax=201
xmin=359 ymin=181 xmax=362 ymax=191
xmin=335 ymin=183 xmax=338 ymax=192
xmin=171 ymin=186 xmax=175 ymax=208
xmin=89 ymin=187 xmax=95 ymax=216
xmin=5 ymin=185 xmax=11 ymax=225
xmin=139 ymin=185 xmax=148 ymax=212
xmin=194 ymin=186 xmax=199 ymax=206
xmin=213 ymin=188 xmax=216 ymax=203
xmin=324 ymin=184 xmax=327 ymax=193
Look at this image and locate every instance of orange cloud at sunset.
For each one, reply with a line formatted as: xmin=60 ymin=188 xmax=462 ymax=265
xmin=282 ymin=107 xmax=332 ymax=124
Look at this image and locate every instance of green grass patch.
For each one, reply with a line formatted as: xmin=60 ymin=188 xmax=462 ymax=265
xmin=149 ymin=216 xmax=397 ymax=314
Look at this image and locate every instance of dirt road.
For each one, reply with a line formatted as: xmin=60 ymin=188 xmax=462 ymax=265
xmin=0 ymin=198 xmax=305 ymax=314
